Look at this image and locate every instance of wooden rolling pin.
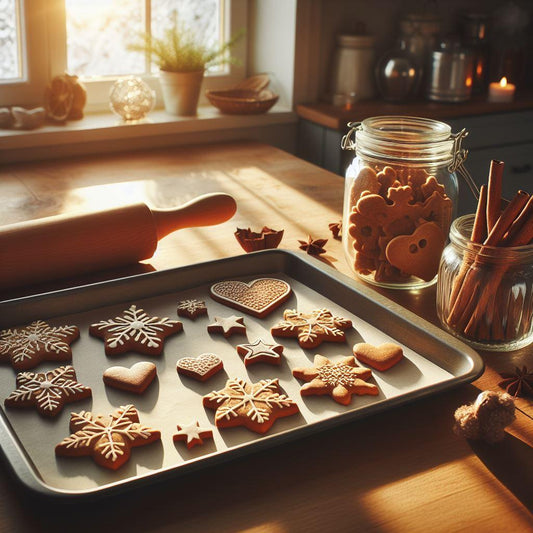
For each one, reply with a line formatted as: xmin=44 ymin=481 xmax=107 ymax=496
xmin=0 ymin=192 xmax=237 ymax=291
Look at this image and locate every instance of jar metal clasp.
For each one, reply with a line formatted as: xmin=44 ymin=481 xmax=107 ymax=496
xmin=449 ymin=128 xmax=480 ymax=201
xmin=341 ymin=121 xmax=361 ymax=151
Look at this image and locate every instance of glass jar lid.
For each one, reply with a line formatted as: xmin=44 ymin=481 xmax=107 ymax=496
xmin=344 ymin=115 xmax=455 ymax=165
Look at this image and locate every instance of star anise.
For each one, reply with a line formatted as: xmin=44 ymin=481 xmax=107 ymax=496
xmin=498 ymin=366 xmax=533 ymax=398
xmin=328 ymin=221 xmax=342 ymax=240
xmin=298 ymin=236 xmax=328 ymax=256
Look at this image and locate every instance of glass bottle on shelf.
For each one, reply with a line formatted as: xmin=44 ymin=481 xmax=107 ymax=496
xmin=375 ymin=38 xmax=422 ymax=102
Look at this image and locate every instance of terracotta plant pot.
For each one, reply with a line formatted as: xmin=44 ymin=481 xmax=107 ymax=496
xmin=159 ymin=70 xmax=204 ymax=116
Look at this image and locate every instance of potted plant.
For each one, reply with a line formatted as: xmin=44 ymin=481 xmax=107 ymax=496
xmin=130 ymin=12 xmax=242 ymax=116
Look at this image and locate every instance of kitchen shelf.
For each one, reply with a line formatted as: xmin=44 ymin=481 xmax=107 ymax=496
xmin=296 ymin=91 xmax=533 ymax=131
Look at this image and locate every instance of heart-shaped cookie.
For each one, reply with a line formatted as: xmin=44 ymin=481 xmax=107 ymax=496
xmin=352 ymin=342 xmax=403 ymax=371
xmin=385 ymin=222 xmax=445 ymax=281
xmin=176 ymin=353 xmax=223 ymax=382
xmin=103 ymin=361 xmax=157 ymax=394
xmin=210 ymin=278 xmax=291 ymax=318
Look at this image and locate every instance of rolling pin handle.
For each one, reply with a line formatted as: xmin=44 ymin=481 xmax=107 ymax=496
xmin=152 ymin=193 xmax=237 ymax=240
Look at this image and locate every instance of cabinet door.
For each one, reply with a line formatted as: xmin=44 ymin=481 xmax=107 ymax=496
xmin=459 ymin=143 xmax=533 ymax=215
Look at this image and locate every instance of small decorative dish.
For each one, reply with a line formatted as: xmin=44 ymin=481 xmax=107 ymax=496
xmin=206 ymin=88 xmax=279 ymax=115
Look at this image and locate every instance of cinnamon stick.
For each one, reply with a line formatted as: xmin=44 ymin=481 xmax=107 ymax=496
xmin=472 ymin=184 xmax=488 ymax=244
xmin=483 ymin=190 xmax=529 ymax=247
xmin=486 ymin=159 xmax=504 ymax=233
xmin=503 ymin=194 xmax=533 ymax=246
xmin=446 ymin=185 xmax=488 ymax=320
xmin=446 ymin=190 xmax=530 ymax=337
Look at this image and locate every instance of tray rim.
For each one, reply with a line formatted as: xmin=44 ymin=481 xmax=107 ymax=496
xmin=0 ymin=249 xmax=484 ymax=501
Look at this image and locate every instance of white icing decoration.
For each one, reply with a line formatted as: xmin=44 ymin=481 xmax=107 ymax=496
xmin=177 ymin=299 xmax=207 ymax=316
xmin=91 ymin=304 xmax=181 ymax=350
xmin=210 ymin=278 xmax=290 ymax=314
xmin=5 ymin=365 xmax=90 ymax=415
xmin=208 ymin=315 xmax=245 ymax=335
xmin=237 ymin=338 xmax=283 ymax=364
xmin=177 ymin=354 xmax=221 ymax=376
xmin=174 ymin=421 xmax=213 ymax=445
xmin=0 ymin=320 xmax=78 ymax=366
xmin=205 ymin=378 xmax=296 ymax=425
xmin=272 ymin=308 xmax=351 ymax=345
xmin=57 ymin=404 xmax=158 ymax=463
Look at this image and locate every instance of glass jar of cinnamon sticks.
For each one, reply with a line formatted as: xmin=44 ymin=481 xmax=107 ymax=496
xmin=437 ymin=161 xmax=533 ymax=351
xmin=342 ymin=116 xmax=463 ymax=289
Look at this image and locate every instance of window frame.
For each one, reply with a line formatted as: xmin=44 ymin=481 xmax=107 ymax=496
xmin=0 ymin=0 xmax=247 ymax=111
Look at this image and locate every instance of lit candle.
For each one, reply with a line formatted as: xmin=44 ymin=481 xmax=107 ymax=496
xmin=488 ymin=77 xmax=516 ymax=103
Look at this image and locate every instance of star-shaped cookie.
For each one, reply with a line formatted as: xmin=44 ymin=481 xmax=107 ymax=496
xmin=271 ymin=308 xmax=352 ymax=348
xmin=4 ymin=365 xmax=91 ymax=417
xmin=55 ymin=404 xmax=161 ymax=470
xmin=89 ymin=304 xmax=183 ymax=356
xmin=207 ymin=315 xmax=246 ymax=338
xmin=236 ymin=338 xmax=284 ymax=366
xmin=203 ymin=378 xmax=299 ymax=434
xmin=173 ymin=421 xmax=214 ymax=449
xmin=0 ymin=320 xmax=79 ymax=371
xmin=292 ymin=354 xmax=379 ymax=405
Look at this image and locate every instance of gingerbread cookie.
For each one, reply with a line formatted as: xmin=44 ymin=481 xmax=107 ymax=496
xmin=271 ymin=308 xmax=352 ymax=348
xmin=4 ymin=365 xmax=91 ymax=417
xmin=207 ymin=315 xmax=246 ymax=338
xmin=55 ymin=404 xmax=161 ymax=470
xmin=177 ymin=299 xmax=208 ymax=320
xmin=347 ymin=163 xmax=452 ymax=284
xmin=210 ymin=278 xmax=291 ymax=318
xmin=103 ymin=362 xmax=157 ymax=394
xmin=236 ymin=338 xmax=284 ymax=366
xmin=203 ymin=378 xmax=299 ymax=434
xmin=0 ymin=320 xmax=79 ymax=371
xmin=385 ymin=221 xmax=445 ymax=282
xmin=89 ymin=304 xmax=182 ymax=356
xmin=352 ymin=342 xmax=404 ymax=371
xmin=173 ymin=421 xmax=214 ymax=449
xmin=292 ymin=354 xmax=379 ymax=405
xmin=176 ymin=353 xmax=223 ymax=381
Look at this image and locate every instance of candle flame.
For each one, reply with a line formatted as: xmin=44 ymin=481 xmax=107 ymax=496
xmin=500 ymin=77 xmax=508 ymax=87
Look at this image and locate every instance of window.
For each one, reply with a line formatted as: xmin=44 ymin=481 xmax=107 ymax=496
xmin=0 ymin=0 xmax=247 ymax=111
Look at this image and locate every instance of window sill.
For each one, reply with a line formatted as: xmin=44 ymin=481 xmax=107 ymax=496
xmin=0 ymin=105 xmax=297 ymax=163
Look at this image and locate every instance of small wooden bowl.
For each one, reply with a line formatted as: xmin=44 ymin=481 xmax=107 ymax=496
xmin=205 ymin=89 xmax=279 ymax=115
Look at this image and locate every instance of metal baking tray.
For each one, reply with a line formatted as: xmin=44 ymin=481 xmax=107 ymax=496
xmin=0 ymin=250 xmax=483 ymax=500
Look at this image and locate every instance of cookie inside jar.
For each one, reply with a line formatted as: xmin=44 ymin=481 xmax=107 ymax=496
xmin=342 ymin=116 xmax=460 ymax=289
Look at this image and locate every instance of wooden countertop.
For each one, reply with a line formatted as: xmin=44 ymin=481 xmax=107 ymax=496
xmin=296 ymin=92 xmax=533 ymax=131
xmin=0 ymin=142 xmax=532 ymax=532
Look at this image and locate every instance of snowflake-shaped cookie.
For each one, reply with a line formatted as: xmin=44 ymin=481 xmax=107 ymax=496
xmin=271 ymin=308 xmax=352 ymax=348
xmin=4 ymin=365 xmax=91 ymax=417
xmin=173 ymin=421 xmax=214 ymax=449
xmin=89 ymin=304 xmax=183 ymax=356
xmin=236 ymin=338 xmax=284 ymax=366
xmin=55 ymin=404 xmax=161 ymax=470
xmin=0 ymin=320 xmax=79 ymax=371
xmin=177 ymin=299 xmax=207 ymax=320
xmin=203 ymin=378 xmax=299 ymax=434
xmin=292 ymin=354 xmax=379 ymax=405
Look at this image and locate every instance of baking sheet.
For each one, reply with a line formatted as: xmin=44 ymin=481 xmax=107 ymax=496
xmin=0 ymin=250 xmax=483 ymax=499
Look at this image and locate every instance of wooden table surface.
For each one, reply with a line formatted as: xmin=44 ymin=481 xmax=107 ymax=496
xmin=0 ymin=142 xmax=531 ymax=532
